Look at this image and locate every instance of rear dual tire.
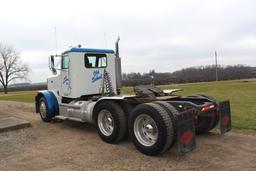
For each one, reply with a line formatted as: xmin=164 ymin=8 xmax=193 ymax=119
xmin=95 ymin=101 xmax=177 ymax=155
xmin=94 ymin=101 xmax=127 ymax=144
xmin=128 ymin=103 xmax=177 ymax=156
xmin=154 ymin=101 xmax=178 ymax=148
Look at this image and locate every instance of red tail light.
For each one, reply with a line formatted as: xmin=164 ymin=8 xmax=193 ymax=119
xmin=201 ymin=104 xmax=215 ymax=112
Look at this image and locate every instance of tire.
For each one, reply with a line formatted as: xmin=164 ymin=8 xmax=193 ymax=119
xmin=94 ymin=101 xmax=127 ymax=144
xmin=129 ymin=103 xmax=174 ymax=156
xmin=153 ymin=101 xmax=178 ymax=148
xmin=38 ymin=97 xmax=55 ymax=122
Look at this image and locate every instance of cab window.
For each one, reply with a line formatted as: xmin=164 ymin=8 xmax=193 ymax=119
xmin=62 ymin=55 xmax=70 ymax=69
xmin=84 ymin=54 xmax=107 ymax=68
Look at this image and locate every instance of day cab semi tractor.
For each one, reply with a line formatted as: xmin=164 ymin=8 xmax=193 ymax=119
xmin=35 ymin=38 xmax=231 ymax=156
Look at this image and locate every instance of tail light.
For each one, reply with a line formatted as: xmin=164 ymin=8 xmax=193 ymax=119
xmin=201 ymin=104 xmax=215 ymax=112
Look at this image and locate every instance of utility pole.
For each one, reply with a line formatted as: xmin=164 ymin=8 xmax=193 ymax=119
xmin=215 ymin=51 xmax=218 ymax=81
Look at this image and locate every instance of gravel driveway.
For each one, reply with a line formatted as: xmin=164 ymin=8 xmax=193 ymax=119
xmin=0 ymin=101 xmax=255 ymax=171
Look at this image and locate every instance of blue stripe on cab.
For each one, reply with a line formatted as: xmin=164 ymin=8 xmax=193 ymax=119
xmin=62 ymin=48 xmax=115 ymax=55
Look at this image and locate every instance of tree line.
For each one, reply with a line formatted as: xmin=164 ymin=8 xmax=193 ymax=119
xmin=1 ymin=64 xmax=255 ymax=92
xmin=122 ymin=65 xmax=256 ymax=86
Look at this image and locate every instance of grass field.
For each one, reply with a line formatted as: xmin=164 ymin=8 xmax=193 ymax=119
xmin=0 ymin=80 xmax=255 ymax=132
xmin=0 ymin=91 xmax=37 ymax=103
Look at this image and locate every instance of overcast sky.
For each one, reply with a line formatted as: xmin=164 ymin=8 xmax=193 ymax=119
xmin=0 ymin=0 xmax=255 ymax=83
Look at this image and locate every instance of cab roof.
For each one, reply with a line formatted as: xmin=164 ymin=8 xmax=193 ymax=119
xmin=62 ymin=47 xmax=115 ymax=55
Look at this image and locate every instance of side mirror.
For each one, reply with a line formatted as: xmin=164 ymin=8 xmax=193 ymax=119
xmin=51 ymin=55 xmax=55 ymax=67
xmin=49 ymin=55 xmax=57 ymax=75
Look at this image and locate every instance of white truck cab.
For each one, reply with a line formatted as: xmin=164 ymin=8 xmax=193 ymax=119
xmin=47 ymin=48 xmax=118 ymax=99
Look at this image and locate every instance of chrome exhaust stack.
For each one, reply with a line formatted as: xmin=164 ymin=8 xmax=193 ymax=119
xmin=115 ymin=36 xmax=122 ymax=94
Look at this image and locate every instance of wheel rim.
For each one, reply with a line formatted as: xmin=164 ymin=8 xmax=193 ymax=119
xmin=39 ymin=101 xmax=47 ymax=118
xmin=98 ymin=109 xmax=114 ymax=136
xmin=134 ymin=114 xmax=158 ymax=147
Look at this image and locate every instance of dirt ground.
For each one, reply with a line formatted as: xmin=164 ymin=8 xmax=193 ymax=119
xmin=0 ymin=101 xmax=255 ymax=171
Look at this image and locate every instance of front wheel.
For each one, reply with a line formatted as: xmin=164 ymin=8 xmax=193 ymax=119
xmin=39 ymin=97 xmax=54 ymax=122
xmin=94 ymin=101 xmax=127 ymax=144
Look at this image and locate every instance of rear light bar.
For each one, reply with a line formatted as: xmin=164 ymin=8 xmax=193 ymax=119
xmin=201 ymin=104 xmax=215 ymax=112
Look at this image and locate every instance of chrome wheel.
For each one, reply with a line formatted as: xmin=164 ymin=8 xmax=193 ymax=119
xmin=98 ymin=109 xmax=114 ymax=136
xmin=134 ymin=114 xmax=158 ymax=146
xmin=39 ymin=101 xmax=47 ymax=118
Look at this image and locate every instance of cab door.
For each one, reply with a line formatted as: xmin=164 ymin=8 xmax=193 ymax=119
xmin=61 ymin=55 xmax=71 ymax=97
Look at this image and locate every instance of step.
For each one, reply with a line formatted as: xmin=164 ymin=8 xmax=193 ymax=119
xmin=54 ymin=115 xmax=84 ymax=122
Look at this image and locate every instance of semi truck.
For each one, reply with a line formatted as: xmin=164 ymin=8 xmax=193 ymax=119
xmin=35 ymin=38 xmax=231 ymax=156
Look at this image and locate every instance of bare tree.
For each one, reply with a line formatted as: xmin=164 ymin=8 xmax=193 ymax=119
xmin=0 ymin=44 xmax=29 ymax=94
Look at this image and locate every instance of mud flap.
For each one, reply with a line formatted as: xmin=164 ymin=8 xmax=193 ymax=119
xmin=177 ymin=109 xmax=196 ymax=155
xmin=219 ymin=101 xmax=232 ymax=135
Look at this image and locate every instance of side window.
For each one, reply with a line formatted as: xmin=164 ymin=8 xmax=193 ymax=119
xmin=84 ymin=54 xmax=107 ymax=68
xmin=98 ymin=56 xmax=107 ymax=67
xmin=62 ymin=55 xmax=69 ymax=69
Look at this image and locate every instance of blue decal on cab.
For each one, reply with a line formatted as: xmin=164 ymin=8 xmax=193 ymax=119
xmin=63 ymin=76 xmax=70 ymax=85
xmin=92 ymin=69 xmax=102 ymax=83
